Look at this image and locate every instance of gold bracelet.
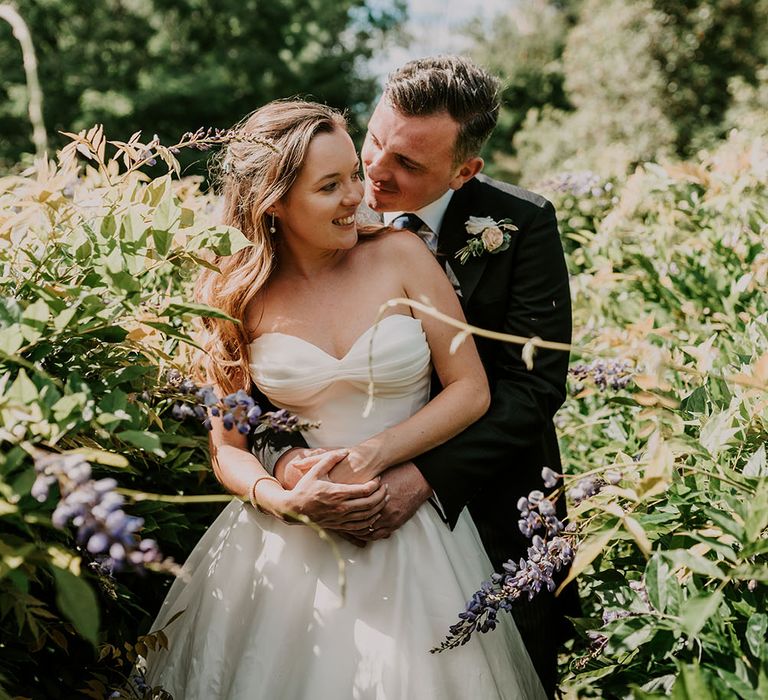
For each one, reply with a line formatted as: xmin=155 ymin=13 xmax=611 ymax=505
xmin=248 ymin=475 xmax=282 ymax=510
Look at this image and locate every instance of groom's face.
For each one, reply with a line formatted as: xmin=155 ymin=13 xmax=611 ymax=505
xmin=362 ymin=99 xmax=479 ymax=213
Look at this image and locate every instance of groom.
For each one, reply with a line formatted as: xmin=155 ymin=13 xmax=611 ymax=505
xmin=263 ymin=56 xmax=576 ymax=697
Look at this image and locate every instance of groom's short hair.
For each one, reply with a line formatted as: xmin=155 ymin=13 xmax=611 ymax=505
xmin=383 ymin=55 xmax=501 ymax=165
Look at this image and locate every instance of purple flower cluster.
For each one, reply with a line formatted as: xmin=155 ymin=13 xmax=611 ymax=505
xmin=517 ymin=490 xmax=564 ymax=538
xmin=432 ymin=489 xmax=575 ymax=652
xmin=163 ymin=371 xmax=314 ymax=438
xmin=537 ymin=171 xmax=612 ymax=199
xmin=32 ymin=453 xmax=164 ymax=573
xmin=541 ymin=466 xmax=561 ymax=488
xmin=567 ymin=475 xmax=608 ymax=505
xmin=569 ymin=359 xmax=634 ymax=391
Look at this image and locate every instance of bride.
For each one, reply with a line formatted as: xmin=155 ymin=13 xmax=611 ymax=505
xmin=145 ymin=100 xmax=545 ymax=699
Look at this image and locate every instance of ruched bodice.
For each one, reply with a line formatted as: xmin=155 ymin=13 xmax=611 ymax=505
xmin=249 ymin=314 xmax=431 ymax=447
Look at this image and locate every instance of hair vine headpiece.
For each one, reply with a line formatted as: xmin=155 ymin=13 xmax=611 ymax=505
xmin=179 ymin=126 xmax=282 ymax=156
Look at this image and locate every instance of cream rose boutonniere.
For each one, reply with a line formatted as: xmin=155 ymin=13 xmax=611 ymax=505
xmin=455 ymin=216 xmax=518 ymax=264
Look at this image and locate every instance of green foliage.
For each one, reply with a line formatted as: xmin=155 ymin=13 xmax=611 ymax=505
xmin=651 ymin=0 xmax=768 ymax=154
xmin=557 ymin=129 xmax=768 ymax=696
xmin=467 ymin=1 xmax=572 ymax=181
xmin=0 ymin=0 xmax=405 ymax=168
xmin=0 ymin=130 xmax=237 ymax=697
xmin=472 ymin=0 xmax=768 ymax=184
xmin=514 ymin=0 xmax=678 ymax=184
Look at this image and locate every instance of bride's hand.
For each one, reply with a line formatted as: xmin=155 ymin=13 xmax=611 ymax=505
xmin=275 ymin=447 xmax=337 ymax=490
xmin=265 ymin=449 xmax=389 ymax=530
xmin=327 ymin=444 xmax=384 ymax=485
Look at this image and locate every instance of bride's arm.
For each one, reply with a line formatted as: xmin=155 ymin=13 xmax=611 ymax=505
xmin=208 ymin=384 xmax=388 ymax=527
xmin=329 ymin=232 xmax=490 ymax=485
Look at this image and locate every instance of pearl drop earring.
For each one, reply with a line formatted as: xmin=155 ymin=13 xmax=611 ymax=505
xmin=269 ymin=213 xmax=276 ymax=234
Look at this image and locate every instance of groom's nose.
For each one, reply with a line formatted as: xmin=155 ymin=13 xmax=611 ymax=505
xmin=361 ymin=139 xmax=386 ymax=181
xmin=364 ymin=152 xmax=389 ymax=183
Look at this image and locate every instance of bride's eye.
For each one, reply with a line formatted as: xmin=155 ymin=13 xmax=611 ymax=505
xmin=321 ymin=181 xmax=338 ymax=192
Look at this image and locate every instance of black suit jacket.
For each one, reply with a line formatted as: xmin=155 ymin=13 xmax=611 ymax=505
xmin=415 ymin=174 xmax=572 ymax=575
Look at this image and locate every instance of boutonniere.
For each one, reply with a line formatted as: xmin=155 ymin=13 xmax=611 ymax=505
xmin=455 ymin=216 xmax=518 ymax=264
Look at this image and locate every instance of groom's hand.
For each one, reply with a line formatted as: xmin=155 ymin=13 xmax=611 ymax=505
xmin=354 ymin=461 xmax=432 ymax=540
xmin=275 ymin=448 xmax=389 ymax=532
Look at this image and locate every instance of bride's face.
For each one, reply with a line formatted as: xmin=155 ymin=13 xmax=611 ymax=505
xmin=273 ymin=128 xmax=363 ymax=253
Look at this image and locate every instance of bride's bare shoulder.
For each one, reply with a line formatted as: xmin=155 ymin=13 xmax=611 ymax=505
xmin=356 ymin=228 xmax=430 ymax=262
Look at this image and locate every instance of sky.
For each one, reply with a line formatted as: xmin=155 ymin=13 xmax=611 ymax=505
xmin=371 ymin=0 xmax=514 ymax=82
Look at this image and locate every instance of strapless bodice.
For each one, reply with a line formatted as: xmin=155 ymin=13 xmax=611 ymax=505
xmin=249 ymin=314 xmax=431 ymax=447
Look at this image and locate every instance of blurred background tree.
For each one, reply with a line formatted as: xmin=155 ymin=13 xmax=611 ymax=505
xmin=470 ymin=0 xmax=768 ymax=184
xmin=0 ymin=0 xmax=405 ymax=170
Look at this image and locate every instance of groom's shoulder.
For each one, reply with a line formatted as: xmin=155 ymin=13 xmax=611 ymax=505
xmin=470 ymin=173 xmax=552 ymax=213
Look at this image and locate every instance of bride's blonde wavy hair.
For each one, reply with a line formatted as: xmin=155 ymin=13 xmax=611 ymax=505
xmin=193 ymin=100 xmax=348 ymax=395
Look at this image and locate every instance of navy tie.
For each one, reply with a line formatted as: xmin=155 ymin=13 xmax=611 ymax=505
xmin=391 ymin=213 xmax=424 ymax=233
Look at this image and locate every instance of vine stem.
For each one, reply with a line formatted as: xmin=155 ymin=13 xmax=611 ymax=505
xmin=0 ymin=4 xmax=47 ymax=158
xmin=366 ymin=297 xmax=767 ymax=394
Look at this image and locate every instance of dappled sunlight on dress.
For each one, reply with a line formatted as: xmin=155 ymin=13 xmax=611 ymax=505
xmin=145 ymin=314 xmax=545 ymax=699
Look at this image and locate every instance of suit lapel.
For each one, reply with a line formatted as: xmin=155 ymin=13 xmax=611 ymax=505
xmin=438 ymin=180 xmax=489 ymax=304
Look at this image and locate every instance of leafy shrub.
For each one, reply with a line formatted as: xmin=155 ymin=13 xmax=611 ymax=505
xmin=558 ymin=128 xmax=768 ymax=697
xmin=0 ymin=128 xmax=249 ymax=698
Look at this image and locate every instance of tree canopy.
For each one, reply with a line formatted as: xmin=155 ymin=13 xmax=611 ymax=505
xmin=0 ymin=0 xmax=405 ymax=168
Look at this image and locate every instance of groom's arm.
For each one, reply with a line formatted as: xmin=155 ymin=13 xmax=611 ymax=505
xmin=248 ymin=385 xmax=309 ymax=473
xmin=413 ymin=199 xmax=571 ymax=527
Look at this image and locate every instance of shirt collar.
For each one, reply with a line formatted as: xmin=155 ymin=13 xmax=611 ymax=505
xmin=382 ymin=189 xmax=455 ymax=234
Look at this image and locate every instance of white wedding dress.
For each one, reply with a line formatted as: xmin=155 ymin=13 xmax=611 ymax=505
xmin=145 ymin=314 xmax=545 ymax=699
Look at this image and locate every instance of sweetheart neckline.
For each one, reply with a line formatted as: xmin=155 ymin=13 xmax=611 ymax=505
xmin=249 ymin=313 xmax=422 ymax=362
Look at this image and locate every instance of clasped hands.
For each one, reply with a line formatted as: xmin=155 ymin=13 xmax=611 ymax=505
xmin=273 ymin=446 xmax=432 ymax=545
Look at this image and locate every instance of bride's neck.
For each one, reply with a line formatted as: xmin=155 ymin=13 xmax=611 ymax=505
xmin=275 ymin=240 xmax=348 ymax=280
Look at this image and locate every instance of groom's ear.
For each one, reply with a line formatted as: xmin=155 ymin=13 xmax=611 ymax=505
xmin=448 ymin=157 xmax=483 ymax=191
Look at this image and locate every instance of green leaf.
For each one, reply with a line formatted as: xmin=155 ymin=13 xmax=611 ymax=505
xmin=163 ymin=301 xmax=237 ymax=322
xmin=664 ymin=550 xmax=726 ymax=580
xmin=743 ymin=444 xmax=766 ymax=477
xmin=52 ymin=393 xmax=85 ymax=423
xmin=117 ymin=430 xmax=165 ymax=456
xmin=71 ymin=447 xmax=130 ymax=468
xmin=142 ymin=321 xmax=202 ymax=347
xmin=20 ymin=298 xmax=51 ymax=342
xmin=151 ymin=228 xmax=173 ymax=258
xmin=51 ymin=566 xmax=100 ymax=646
xmin=556 ymin=523 xmax=620 ymax=593
xmin=195 ymin=225 xmax=253 ymax=256
xmin=680 ymin=591 xmax=723 ymax=636
xmin=152 ymin=192 xmax=181 ymax=235
xmin=7 ymin=368 xmax=39 ymax=403
xmin=681 ymin=386 xmax=707 ymax=414
xmin=746 ymin=614 xmax=768 ymax=659
xmin=645 ymin=554 xmax=670 ymax=613
xmin=605 ymin=615 xmax=655 ymax=654
xmin=0 ymin=325 xmax=24 ymax=355
xmin=670 ymin=664 xmax=715 ymax=700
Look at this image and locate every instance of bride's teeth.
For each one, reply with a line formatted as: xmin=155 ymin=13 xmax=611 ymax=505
xmin=333 ymin=215 xmax=355 ymax=226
